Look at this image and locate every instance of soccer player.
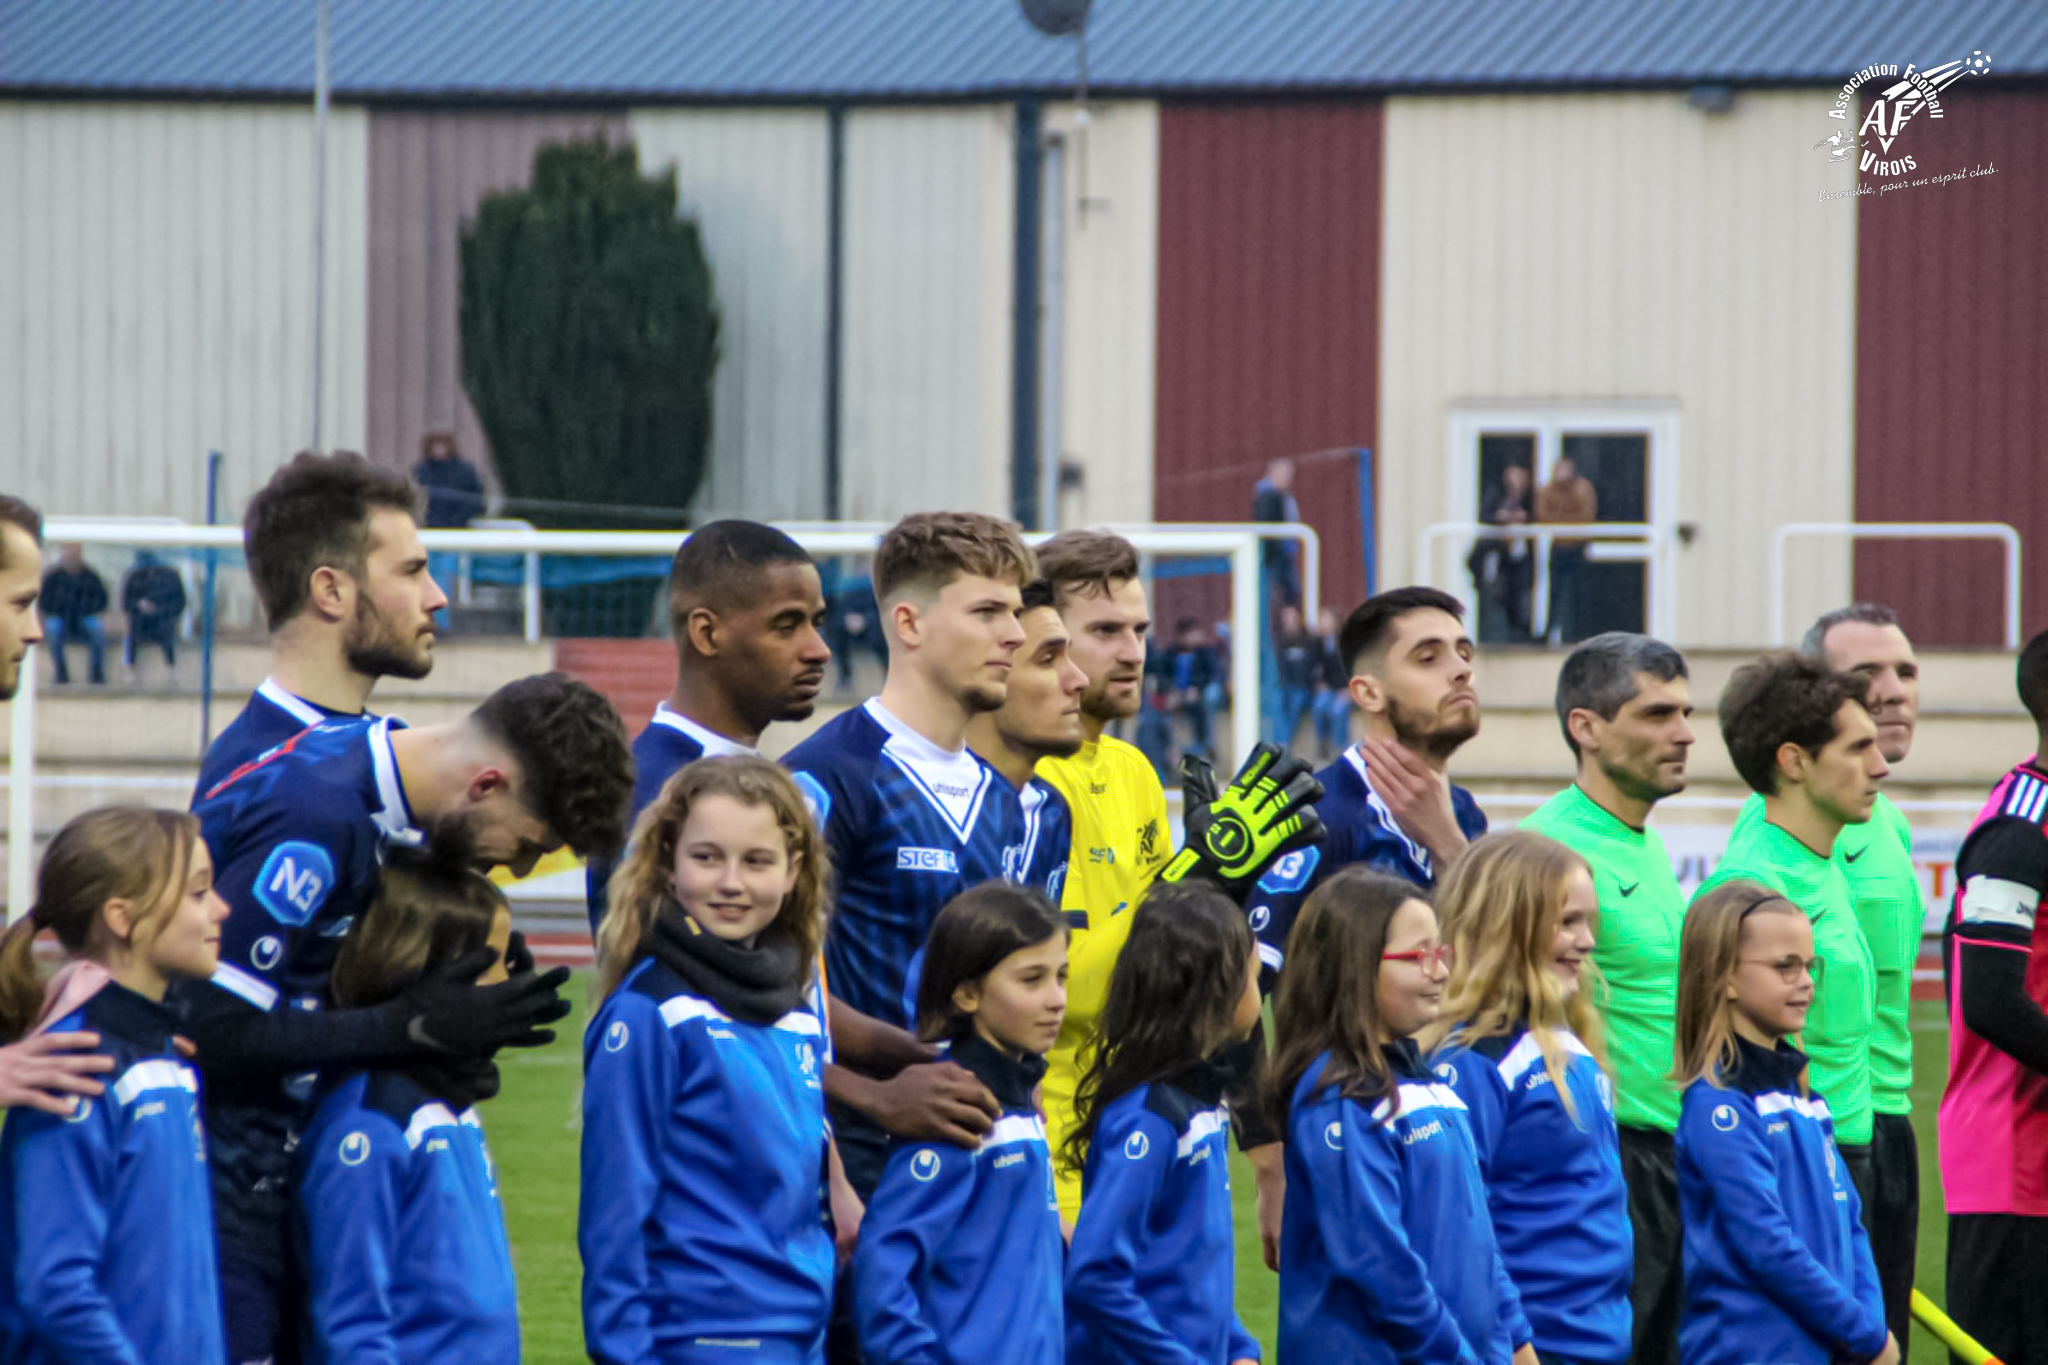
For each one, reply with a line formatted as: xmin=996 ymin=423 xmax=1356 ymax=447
xmin=0 ymin=496 xmax=117 ymax=1118
xmin=582 ymin=519 xmax=833 ymax=933
xmin=1247 ymin=586 xmax=1487 ymax=976
xmin=1692 ymin=654 xmax=1886 ymax=1211
xmin=1804 ymin=603 xmax=1923 ymax=1346
xmin=782 ymin=511 xmax=1036 ymax=1198
xmin=1939 ymin=628 xmax=2048 ymax=1364
xmin=196 ymin=451 xmax=448 ymax=795
xmin=964 ymin=578 xmax=1085 ymax=901
xmin=1522 ymin=631 xmax=1695 ymax=1365
xmin=187 ymin=672 xmax=632 ymax=1365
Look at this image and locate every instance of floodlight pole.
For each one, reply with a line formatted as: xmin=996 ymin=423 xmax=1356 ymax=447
xmin=308 ymin=0 xmax=331 ymax=450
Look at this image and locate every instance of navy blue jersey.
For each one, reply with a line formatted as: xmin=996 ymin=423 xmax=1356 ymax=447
xmin=1245 ymin=746 xmax=1487 ymax=976
xmin=1065 ymin=1070 xmax=1261 ymax=1365
xmin=0 ymin=984 xmax=226 ymax=1365
xmin=1279 ymin=1042 xmax=1528 ymax=1365
xmin=585 ymin=703 xmax=755 ymax=933
xmin=195 ymin=678 xmax=364 ymax=801
xmin=1016 ymin=776 xmax=1071 ymax=908
xmin=783 ymin=701 xmax=1022 ymax=1031
xmin=1676 ymin=1038 xmax=1886 ymax=1365
xmin=183 ymin=715 xmax=423 ymax=1254
xmin=853 ymin=1036 xmax=1063 ymax=1365
xmin=299 ymin=1071 xmax=519 ymax=1364
xmin=1434 ymin=1026 xmax=1632 ymax=1363
xmin=580 ymin=956 xmax=833 ymax=1364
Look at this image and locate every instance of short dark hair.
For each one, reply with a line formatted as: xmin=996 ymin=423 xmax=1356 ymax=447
xmin=2018 ymin=629 xmax=2048 ymax=726
xmin=0 ymin=496 xmax=42 ymax=569
xmin=914 ymin=882 xmax=1066 ymax=1044
xmin=1337 ymin=586 xmax=1464 ymax=676
xmin=667 ymin=520 xmax=813 ymax=639
xmin=1554 ymin=632 xmax=1690 ymax=756
xmin=244 ymin=451 xmax=421 ymax=628
xmin=471 ymin=673 xmax=635 ymax=858
xmin=1800 ymin=602 xmax=1901 ymax=659
xmin=1019 ymin=578 xmax=1058 ymax=616
xmin=873 ymin=512 xmax=1034 ymax=605
xmin=1034 ymin=531 xmax=1139 ymax=607
xmin=1717 ymin=653 xmax=1869 ymax=796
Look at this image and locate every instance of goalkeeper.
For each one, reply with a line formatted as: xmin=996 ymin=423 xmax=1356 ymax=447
xmin=1032 ymin=533 xmax=1322 ymax=1246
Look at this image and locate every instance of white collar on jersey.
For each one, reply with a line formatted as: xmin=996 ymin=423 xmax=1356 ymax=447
xmin=256 ymin=677 xmax=328 ymax=727
xmin=366 ymin=717 xmax=424 ymax=848
xmin=649 ymin=702 xmax=756 ymax=758
xmin=1344 ymin=744 xmax=1433 ymax=877
xmin=863 ymin=698 xmax=992 ymax=840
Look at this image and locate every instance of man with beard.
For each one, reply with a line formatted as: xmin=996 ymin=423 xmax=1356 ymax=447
xmin=1522 ymin=632 xmax=1696 ymax=1365
xmin=185 ymin=671 xmax=632 ymax=1365
xmin=1247 ymin=587 xmax=1488 ymax=976
xmin=196 ymin=451 xmax=447 ymax=795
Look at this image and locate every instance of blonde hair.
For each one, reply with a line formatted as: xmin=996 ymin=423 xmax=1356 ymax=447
xmin=1671 ymin=880 xmax=1808 ymax=1092
xmin=594 ymin=756 xmax=827 ymax=1002
xmin=1420 ymin=831 xmax=1606 ymax=1122
xmin=0 ymin=806 xmax=200 ymax=1041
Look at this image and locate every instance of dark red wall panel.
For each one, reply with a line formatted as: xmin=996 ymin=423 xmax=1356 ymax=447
xmin=1853 ymin=88 xmax=2048 ymax=647
xmin=1154 ymin=101 xmax=1382 ymax=624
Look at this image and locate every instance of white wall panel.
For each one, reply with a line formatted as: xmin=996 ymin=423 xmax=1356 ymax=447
xmin=1380 ymin=91 xmax=1857 ymax=647
xmin=629 ymin=108 xmax=830 ymax=522
xmin=0 ymin=102 xmax=368 ymax=522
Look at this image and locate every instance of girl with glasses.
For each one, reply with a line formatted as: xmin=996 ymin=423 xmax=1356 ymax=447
xmin=1670 ymin=881 xmax=1895 ymax=1365
xmin=1268 ymin=865 xmax=1536 ymax=1365
xmin=1421 ymin=831 xmax=1631 ymax=1365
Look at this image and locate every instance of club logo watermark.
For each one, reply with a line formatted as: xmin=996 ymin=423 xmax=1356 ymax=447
xmin=1814 ymin=51 xmax=1996 ymax=200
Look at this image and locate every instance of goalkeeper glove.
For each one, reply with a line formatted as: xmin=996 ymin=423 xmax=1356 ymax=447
xmin=1160 ymin=741 xmax=1325 ymax=898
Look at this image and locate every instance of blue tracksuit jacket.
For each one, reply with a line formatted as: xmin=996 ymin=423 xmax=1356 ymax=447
xmin=1435 ymin=1024 xmax=1632 ymax=1364
xmin=1065 ymin=1064 xmax=1260 ymax=1364
xmin=580 ymin=955 xmax=834 ymax=1364
xmin=853 ymin=1034 xmax=1063 ymax=1365
xmin=1279 ymin=1040 xmax=1528 ymax=1365
xmin=1676 ymin=1036 xmax=1887 ymax=1365
xmin=0 ymin=983 xmax=226 ymax=1365
xmin=298 ymin=1070 xmax=519 ymax=1364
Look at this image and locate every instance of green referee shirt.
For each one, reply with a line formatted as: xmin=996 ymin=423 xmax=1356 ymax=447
xmin=1695 ymin=801 xmax=1878 ymax=1145
xmin=1524 ymin=783 xmax=1685 ymax=1133
xmin=1832 ymin=792 xmax=1920 ymax=1116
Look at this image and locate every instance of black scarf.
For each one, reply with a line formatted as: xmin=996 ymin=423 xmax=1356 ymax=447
xmin=402 ymin=1052 xmax=501 ymax=1112
xmin=649 ymin=898 xmax=807 ymax=1025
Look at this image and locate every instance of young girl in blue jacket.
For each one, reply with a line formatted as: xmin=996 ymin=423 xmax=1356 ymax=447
xmin=1424 ymin=832 xmax=1632 ymax=1365
xmin=581 ymin=756 xmax=836 ymax=1364
xmin=853 ymin=882 xmax=1067 ymax=1365
xmin=1671 ymin=881 xmax=1897 ymax=1365
xmin=0 ymin=806 xmax=231 ymax=1364
xmin=1268 ymin=866 xmax=1535 ymax=1365
xmin=1062 ymin=881 xmax=1262 ymax=1365
xmin=298 ymin=845 xmax=524 ymax=1363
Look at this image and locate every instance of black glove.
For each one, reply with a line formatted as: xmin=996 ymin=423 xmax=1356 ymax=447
xmin=1161 ymin=741 xmax=1326 ymax=899
xmin=399 ymin=950 xmax=573 ymax=1055
xmin=505 ymin=929 xmax=537 ymax=978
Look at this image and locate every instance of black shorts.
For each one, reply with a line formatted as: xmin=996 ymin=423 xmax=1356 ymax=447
xmin=1865 ymin=1112 xmax=1919 ymax=1350
xmin=1617 ymin=1124 xmax=1681 ymax=1365
xmin=1948 ymin=1212 xmax=2048 ymax=1365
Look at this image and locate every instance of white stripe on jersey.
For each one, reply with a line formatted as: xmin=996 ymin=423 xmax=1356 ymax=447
xmin=112 ymin=1059 xmax=199 ymax=1107
xmin=1495 ymin=1029 xmax=1594 ymax=1088
xmin=256 ymin=678 xmax=326 ymax=727
xmin=977 ymin=1113 xmax=1047 ymax=1155
xmin=1176 ymin=1107 xmax=1228 ymax=1160
xmin=212 ymin=962 xmax=280 ymax=1012
xmin=1755 ymin=1091 xmax=1833 ymax=1123
xmin=1371 ymin=1079 xmax=1469 ymax=1125
xmin=405 ymin=1102 xmax=462 ymax=1149
xmin=658 ymin=992 xmax=824 ymax=1037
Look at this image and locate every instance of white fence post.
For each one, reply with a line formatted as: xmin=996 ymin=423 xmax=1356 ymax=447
xmin=1770 ymin=523 xmax=2023 ymax=649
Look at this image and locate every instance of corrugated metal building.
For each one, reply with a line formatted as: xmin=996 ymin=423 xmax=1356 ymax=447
xmin=4 ymin=0 xmax=2047 ymax=644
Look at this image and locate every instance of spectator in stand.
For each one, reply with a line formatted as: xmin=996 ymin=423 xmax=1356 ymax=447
xmin=1274 ymin=603 xmax=1318 ymax=747
xmin=414 ymin=431 xmax=485 ymax=621
xmin=1470 ymin=463 xmax=1535 ymax=642
xmin=1311 ymin=605 xmax=1351 ymax=761
xmin=1163 ymin=617 xmax=1221 ymax=765
xmin=1253 ymin=457 xmax=1303 ymax=612
xmin=1135 ymin=638 xmax=1176 ymax=776
xmin=41 ymin=544 xmax=108 ymax=686
xmin=1536 ymin=456 xmax=1599 ymax=645
xmin=121 ymin=550 xmax=187 ymax=678
xmin=824 ymin=560 xmax=889 ymax=695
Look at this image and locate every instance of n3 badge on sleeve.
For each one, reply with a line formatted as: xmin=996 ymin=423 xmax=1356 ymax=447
xmin=253 ymin=841 xmax=335 ymax=926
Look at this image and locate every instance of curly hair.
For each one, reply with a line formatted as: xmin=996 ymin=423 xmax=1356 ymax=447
xmin=243 ymin=451 xmax=421 ymax=628
xmin=472 ymin=673 xmax=634 ymax=859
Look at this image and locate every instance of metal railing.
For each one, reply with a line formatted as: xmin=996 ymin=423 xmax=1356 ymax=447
xmin=1769 ymin=522 xmax=2022 ymax=649
xmin=1415 ymin=522 xmax=1672 ymax=642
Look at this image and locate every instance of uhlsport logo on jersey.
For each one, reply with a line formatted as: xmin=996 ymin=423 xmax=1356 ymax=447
xmin=1710 ymin=1103 xmax=1739 ymax=1132
xmin=339 ymin=1132 xmax=372 ymax=1166
xmin=604 ymin=1021 xmax=630 ymax=1053
xmin=909 ymin=1149 xmax=942 ymax=1183
xmin=1123 ymin=1130 xmax=1150 ymax=1161
xmin=1813 ymin=50 xmax=1996 ymax=194
xmin=254 ymin=841 xmax=334 ymax=927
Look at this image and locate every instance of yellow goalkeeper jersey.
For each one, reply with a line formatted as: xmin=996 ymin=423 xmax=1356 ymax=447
xmin=1035 ymin=733 xmax=1172 ymax=1216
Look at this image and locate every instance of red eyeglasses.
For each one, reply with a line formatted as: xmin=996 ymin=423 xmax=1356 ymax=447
xmin=1382 ymin=944 xmax=1455 ymax=971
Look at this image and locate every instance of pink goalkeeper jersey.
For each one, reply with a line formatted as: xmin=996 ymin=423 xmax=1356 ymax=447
xmin=1940 ymin=759 xmax=2048 ymax=1215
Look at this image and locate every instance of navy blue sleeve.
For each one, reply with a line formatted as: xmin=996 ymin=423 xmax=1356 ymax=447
xmin=301 ymin=1106 xmax=410 ymax=1365
xmin=852 ymin=1143 xmax=976 ymax=1365
xmin=1452 ymin=786 xmax=1489 ymax=842
xmin=1064 ymin=1108 xmax=1204 ymax=1365
xmin=1245 ymin=841 xmax=1328 ymax=988
xmin=579 ymin=991 xmax=678 ymax=1365
xmin=6 ymin=1098 xmax=142 ymax=1364
xmin=202 ymin=796 xmax=354 ymax=1011
xmin=585 ymin=854 xmax=617 ymax=937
